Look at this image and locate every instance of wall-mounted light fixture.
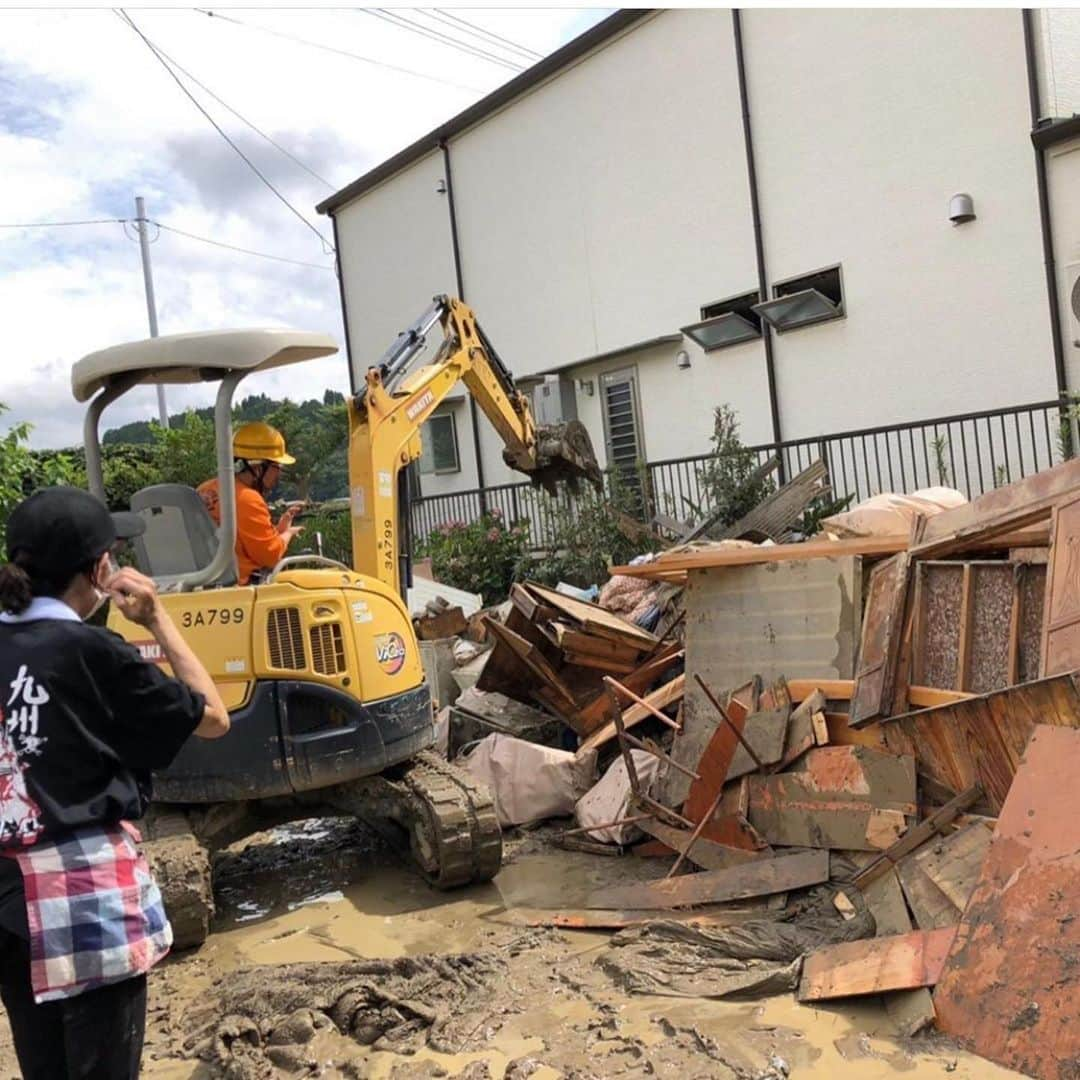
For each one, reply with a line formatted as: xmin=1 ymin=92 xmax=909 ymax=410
xmin=676 ymin=349 xmax=691 ymax=370
xmin=576 ymin=378 xmax=595 ymax=396
xmin=436 ymin=178 xmax=448 ymax=195
xmin=949 ymin=192 xmax=975 ymax=225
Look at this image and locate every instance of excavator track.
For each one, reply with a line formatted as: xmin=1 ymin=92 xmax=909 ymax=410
xmin=326 ymin=751 xmax=502 ymax=889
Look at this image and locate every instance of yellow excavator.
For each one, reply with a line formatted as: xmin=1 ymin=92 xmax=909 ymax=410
xmin=72 ymin=296 xmax=601 ymax=946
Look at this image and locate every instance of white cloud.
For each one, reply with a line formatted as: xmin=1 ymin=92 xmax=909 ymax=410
xmin=0 ymin=8 xmax=609 ymax=448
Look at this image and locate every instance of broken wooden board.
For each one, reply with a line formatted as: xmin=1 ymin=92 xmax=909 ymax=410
xmin=911 ymin=456 xmax=1080 ymax=560
xmin=934 ymin=725 xmax=1080 ymax=1079
xmin=824 ymin=711 xmax=888 ymax=751
xmin=576 ymin=674 xmax=685 ymax=754
xmin=897 ymin=860 xmax=961 ymax=931
xmin=851 ymin=552 xmax=910 ymax=726
xmin=522 ymin=582 xmax=659 ymax=651
xmin=717 ymin=458 xmax=829 ymax=542
xmin=1041 ymin=491 xmax=1080 ymax=677
xmin=726 ymin=708 xmax=789 ymax=780
xmin=904 ymin=820 xmax=991 ymax=912
xmin=584 ymin=848 xmax=828 ymax=910
xmin=637 ymin=819 xmax=769 ymax=872
xmin=574 ymin=644 xmax=683 ymax=735
xmin=612 ymin=535 xmax=907 ymax=580
xmin=775 ymin=690 xmax=827 ymax=771
xmin=881 ymin=673 xmax=1080 ymax=812
xmin=414 ymin=605 xmax=468 ymax=641
xmin=798 ymin=926 xmax=957 ymax=1002
xmin=747 ymin=747 xmax=916 ymax=851
xmin=860 ymin=868 xmax=937 ymax=1036
xmin=679 ymin=687 xmax=752 ymax=824
xmin=852 ymin=784 xmax=983 ymax=891
xmin=661 ymin=555 xmax=861 ymax=808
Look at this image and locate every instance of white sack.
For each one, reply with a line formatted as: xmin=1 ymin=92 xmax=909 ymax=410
xmin=821 ymin=487 xmax=966 ymax=538
xmin=460 ymin=733 xmax=598 ymax=827
xmin=574 ymin=751 xmax=660 ymax=845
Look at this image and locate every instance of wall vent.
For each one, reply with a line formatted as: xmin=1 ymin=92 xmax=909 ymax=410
xmin=267 ymin=607 xmax=305 ymax=670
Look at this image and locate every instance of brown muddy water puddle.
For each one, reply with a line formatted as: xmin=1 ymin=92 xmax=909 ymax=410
xmin=0 ymin=820 xmax=1024 ymax=1078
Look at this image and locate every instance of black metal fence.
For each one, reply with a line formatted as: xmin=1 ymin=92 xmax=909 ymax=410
xmin=410 ymin=398 xmax=1071 ymax=549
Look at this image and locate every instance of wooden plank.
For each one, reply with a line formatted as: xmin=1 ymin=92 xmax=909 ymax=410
xmin=573 ymin=645 xmax=684 ymax=735
xmin=548 ymin=623 xmax=642 ymax=662
xmin=811 ymin=711 xmax=830 ymax=746
xmin=860 ymin=869 xmax=937 ymax=1036
xmin=575 ymin=674 xmax=685 ymax=754
xmin=523 ymin=581 xmax=659 ymax=649
xmin=482 ymin=617 xmax=578 ymax=712
xmin=1041 ymin=492 xmax=1080 ymax=676
xmin=717 ymin=459 xmax=829 ymax=541
xmin=956 ymin=563 xmax=974 ymax=690
xmin=882 ymin=674 xmax=1080 ymax=812
xmin=797 ymin=927 xmax=957 ymax=1001
xmin=909 ymin=821 xmax=992 ymax=911
xmin=852 ymin=553 xmax=911 ymax=725
xmin=825 ymin=711 xmax=888 ymax=750
xmin=748 ymin=747 xmax=916 ymax=851
xmin=681 ymin=688 xmax=751 ymax=823
xmin=679 ymin=456 xmax=779 ymax=543
xmin=897 ymin=860 xmax=961 ymax=930
xmin=934 ymin=726 xmax=1080 ymax=1079
xmin=911 ymin=456 xmax=1080 ymax=560
xmin=637 ymin=819 xmax=769 ymax=872
xmin=561 ymin=651 xmax=639 ymax=675
xmin=726 ymin=708 xmax=789 ymax=780
xmin=789 ymin=680 xmax=972 ymax=709
xmin=612 ymin=535 xmax=908 ymax=577
xmin=852 ymin=784 xmax=983 ymax=890
xmin=585 ymin=849 xmax=828 ymax=910
xmin=776 ymin=690 xmax=827 ymax=771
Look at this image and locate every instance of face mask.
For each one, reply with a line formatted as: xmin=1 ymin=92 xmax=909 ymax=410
xmin=86 ymin=554 xmax=119 ymax=622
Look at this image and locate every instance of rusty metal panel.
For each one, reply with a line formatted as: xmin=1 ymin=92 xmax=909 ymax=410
xmin=934 ymin=725 xmax=1080 ymax=1079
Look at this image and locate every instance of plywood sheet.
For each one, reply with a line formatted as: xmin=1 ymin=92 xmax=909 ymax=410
xmin=882 ymin=674 xmax=1080 ymax=812
xmin=934 ymin=725 xmax=1080 ymax=1079
xmin=798 ymin=927 xmax=957 ymax=1001
xmin=1041 ymin=493 xmax=1080 ymax=676
xmin=851 ymin=553 xmax=910 ymax=725
xmin=662 ymin=556 xmax=861 ymax=807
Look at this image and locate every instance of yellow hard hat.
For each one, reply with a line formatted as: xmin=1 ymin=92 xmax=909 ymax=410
xmin=232 ymin=421 xmax=295 ymax=465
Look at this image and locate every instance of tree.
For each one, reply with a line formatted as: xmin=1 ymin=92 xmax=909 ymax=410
xmin=0 ymin=405 xmax=77 ymax=559
xmin=149 ymin=411 xmax=217 ymax=489
xmin=695 ymin=405 xmax=775 ymax=527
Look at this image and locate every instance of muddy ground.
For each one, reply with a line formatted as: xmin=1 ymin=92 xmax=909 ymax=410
xmin=0 ymin=819 xmax=1024 ymax=1079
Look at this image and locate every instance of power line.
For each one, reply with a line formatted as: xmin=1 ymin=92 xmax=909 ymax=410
xmin=153 ymin=221 xmax=335 ymax=271
xmin=429 ymin=10 xmax=542 ymax=62
xmin=137 ymin=36 xmax=334 ymax=190
xmin=116 ymin=10 xmax=333 ymax=252
xmin=195 ymin=9 xmax=488 ymax=95
xmin=364 ymin=9 xmax=523 ymax=72
xmin=0 ymin=218 xmax=126 ymax=229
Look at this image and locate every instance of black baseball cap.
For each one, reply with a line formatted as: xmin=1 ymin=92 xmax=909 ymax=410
xmin=6 ymin=487 xmax=145 ymax=580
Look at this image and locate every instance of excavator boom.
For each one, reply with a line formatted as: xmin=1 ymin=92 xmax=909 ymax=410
xmin=348 ymin=296 xmax=602 ymax=592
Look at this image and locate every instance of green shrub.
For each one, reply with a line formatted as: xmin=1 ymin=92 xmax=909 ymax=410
xmin=417 ymin=510 xmax=530 ymax=604
xmin=290 ymin=506 xmax=353 ymax=564
xmin=695 ymin=404 xmax=775 ymax=527
xmin=525 ymin=475 xmax=661 ymax=588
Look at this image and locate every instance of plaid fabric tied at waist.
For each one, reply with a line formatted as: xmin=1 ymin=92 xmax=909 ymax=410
xmin=1 ymin=822 xmax=172 ymax=1003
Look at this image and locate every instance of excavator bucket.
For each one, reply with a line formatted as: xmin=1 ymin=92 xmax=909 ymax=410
xmin=514 ymin=419 xmax=604 ymax=496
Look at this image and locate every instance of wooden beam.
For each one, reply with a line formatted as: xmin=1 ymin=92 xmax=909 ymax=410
xmin=586 ymin=849 xmax=829 ymax=910
xmin=787 ymin=679 xmax=973 ymax=708
xmin=576 ymin=674 xmax=685 ymax=755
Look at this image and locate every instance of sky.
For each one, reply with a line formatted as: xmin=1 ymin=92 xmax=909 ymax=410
xmin=0 ymin=7 xmax=609 ymax=449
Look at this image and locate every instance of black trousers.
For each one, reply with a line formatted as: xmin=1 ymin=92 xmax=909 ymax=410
xmin=0 ymin=930 xmax=147 ymax=1080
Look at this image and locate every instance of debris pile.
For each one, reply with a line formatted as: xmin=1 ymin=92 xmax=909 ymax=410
xmin=416 ymin=455 xmax=1080 ymax=1079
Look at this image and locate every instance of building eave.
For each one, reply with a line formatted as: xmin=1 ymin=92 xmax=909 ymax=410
xmin=534 ymin=333 xmax=682 ymax=378
xmin=316 ymin=9 xmax=653 ymax=216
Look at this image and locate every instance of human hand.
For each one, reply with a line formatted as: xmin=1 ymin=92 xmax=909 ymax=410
xmin=277 ymin=506 xmax=301 ymax=533
xmin=106 ymin=567 xmax=164 ymax=629
xmin=283 ymin=525 xmax=304 ymax=547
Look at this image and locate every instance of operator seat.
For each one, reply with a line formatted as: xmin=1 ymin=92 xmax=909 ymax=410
xmin=129 ymin=484 xmax=238 ymax=588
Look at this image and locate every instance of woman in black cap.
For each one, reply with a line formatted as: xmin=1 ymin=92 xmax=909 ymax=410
xmin=0 ymin=486 xmax=229 ymax=1079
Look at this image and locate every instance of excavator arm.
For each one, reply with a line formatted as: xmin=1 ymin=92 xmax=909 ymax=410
xmin=347 ymin=296 xmax=601 ymax=593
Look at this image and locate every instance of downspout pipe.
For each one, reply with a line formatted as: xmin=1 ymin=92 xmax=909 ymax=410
xmin=733 ymin=9 xmax=784 ymax=480
xmin=1022 ymin=9 xmax=1069 ymax=402
xmin=441 ymin=140 xmax=488 ymax=512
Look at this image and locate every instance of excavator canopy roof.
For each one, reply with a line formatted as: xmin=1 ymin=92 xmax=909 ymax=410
xmin=72 ymin=328 xmax=339 ymax=402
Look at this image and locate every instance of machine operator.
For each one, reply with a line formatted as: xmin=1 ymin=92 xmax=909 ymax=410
xmin=198 ymin=421 xmax=304 ymax=585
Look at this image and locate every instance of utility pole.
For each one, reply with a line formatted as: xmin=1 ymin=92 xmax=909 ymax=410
xmin=134 ymin=196 xmax=169 ymax=428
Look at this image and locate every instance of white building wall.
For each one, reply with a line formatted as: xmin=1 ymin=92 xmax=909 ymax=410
xmin=1046 ymin=135 xmax=1080 ymax=393
xmin=1035 ymin=9 xmax=1080 ymax=119
xmin=741 ymin=8 xmax=1057 ymax=442
xmin=451 ymin=8 xmax=767 ymax=485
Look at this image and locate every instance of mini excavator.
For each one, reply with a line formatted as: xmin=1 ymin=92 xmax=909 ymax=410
xmin=72 ymin=296 xmax=601 ymax=946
